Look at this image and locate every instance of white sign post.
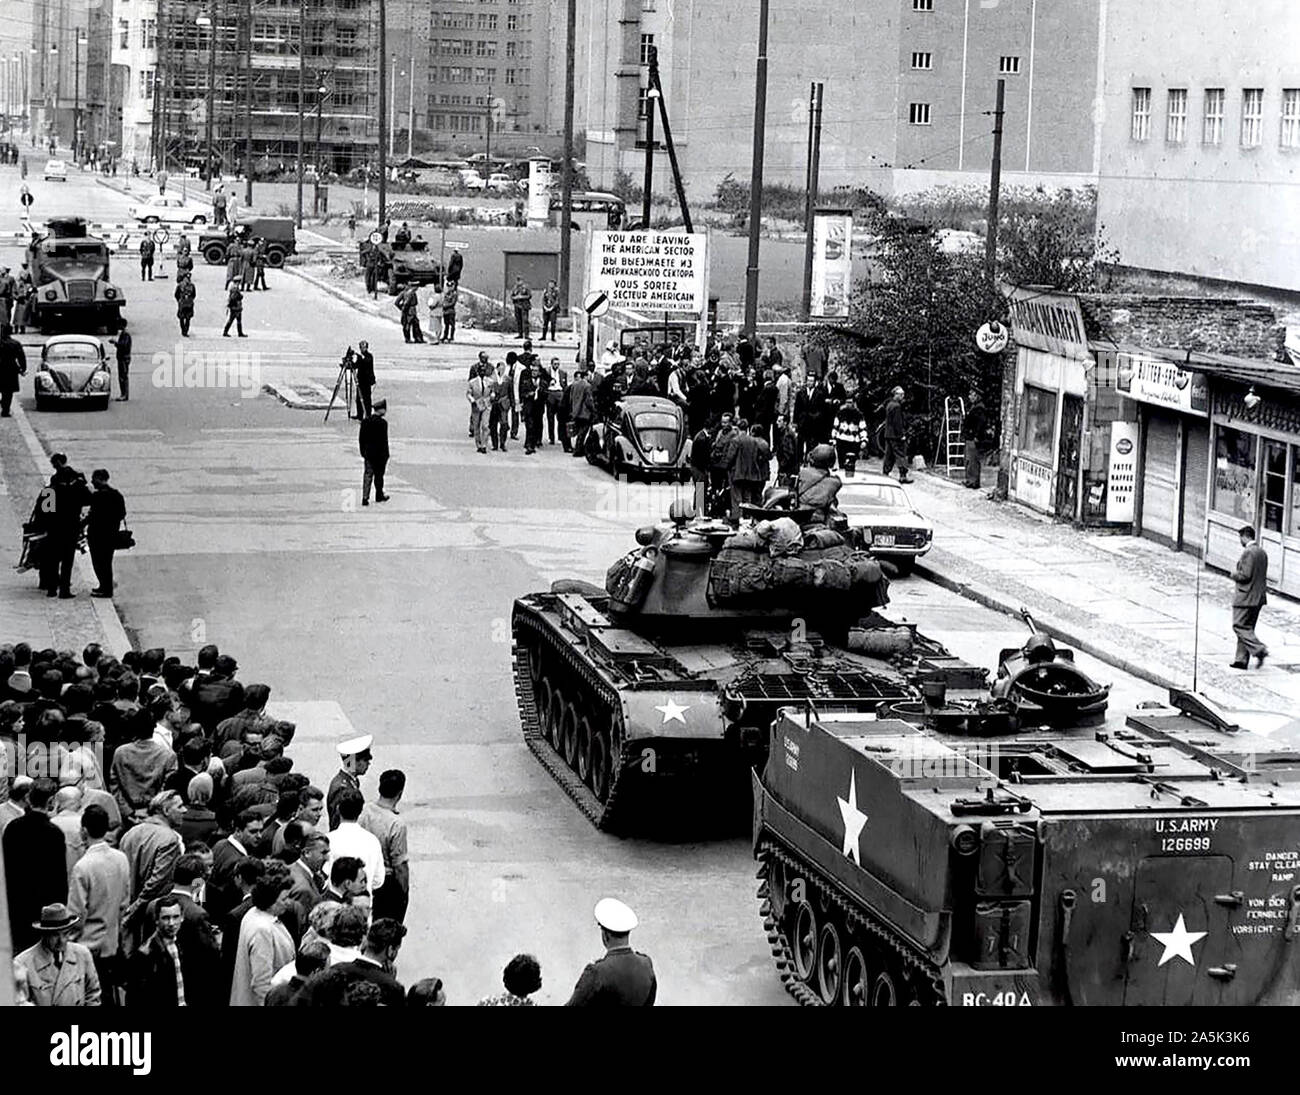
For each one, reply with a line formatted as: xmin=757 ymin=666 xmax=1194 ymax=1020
xmin=587 ymin=230 xmax=708 ymax=314
xmin=1106 ymin=422 xmax=1138 ymax=523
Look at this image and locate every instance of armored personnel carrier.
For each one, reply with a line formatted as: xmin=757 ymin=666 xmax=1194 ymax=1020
xmin=753 ymin=689 xmax=1300 ymax=1006
xmin=512 ymin=503 xmax=991 ymax=835
xmin=26 ymin=217 xmax=125 ymax=332
xmin=359 ymin=237 xmax=444 ymax=294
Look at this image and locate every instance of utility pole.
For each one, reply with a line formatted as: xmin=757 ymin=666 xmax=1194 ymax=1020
xmin=244 ymin=0 xmax=252 ymax=205
xmin=800 ymin=80 xmax=823 ymax=320
xmin=640 ymin=63 xmax=656 ymax=229
xmin=742 ymin=0 xmax=770 ymax=337
xmin=406 ymin=48 xmax=414 ymax=159
xmin=294 ymin=0 xmax=305 ymax=227
xmin=648 ymin=51 xmax=691 ymax=232
xmin=485 ymin=84 xmax=492 ymax=168
xmin=377 ymin=0 xmax=387 ymax=223
xmin=388 ymin=56 xmax=396 ymax=157
xmin=72 ymin=29 xmax=82 ymax=162
xmin=557 ymin=0 xmax=576 ymax=309
xmin=203 ymin=6 xmax=216 ymax=189
xmin=985 ymin=77 xmax=1005 ymax=285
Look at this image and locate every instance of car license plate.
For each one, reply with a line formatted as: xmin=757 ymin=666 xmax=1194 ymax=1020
xmin=875 ymin=533 xmax=895 ymax=547
xmin=651 ymin=450 xmax=669 ymax=464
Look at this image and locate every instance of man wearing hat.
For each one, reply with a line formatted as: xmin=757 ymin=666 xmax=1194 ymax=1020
xmin=565 ymin=897 xmax=656 ymax=1006
xmin=358 ymin=400 xmax=390 ymax=506
xmin=328 ymin=734 xmax=373 ymax=831
xmin=15 ymin=903 xmax=102 ymax=1006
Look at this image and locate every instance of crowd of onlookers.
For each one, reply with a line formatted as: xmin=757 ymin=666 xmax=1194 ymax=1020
xmin=464 ymin=331 xmax=940 ymax=513
xmin=0 ymin=640 xmax=655 ymax=1006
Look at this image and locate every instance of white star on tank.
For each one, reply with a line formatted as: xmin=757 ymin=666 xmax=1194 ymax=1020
xmin=1150 ymin=913 xmax=1208 ymax=967
xmin=654 ymin=699 xmax=690 ymax=724
xmin=837 ymin=770 xmax=869 ymax=864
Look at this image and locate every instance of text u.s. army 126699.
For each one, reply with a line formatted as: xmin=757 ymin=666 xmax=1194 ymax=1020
xmin=754 ymin=686 xmax=1300 ymax=1006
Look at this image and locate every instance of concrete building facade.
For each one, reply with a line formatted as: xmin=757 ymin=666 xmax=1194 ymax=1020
xmin=1095 ymin=0 xmax=1300 ymax=294
xmin=574 ymin=0 xmax=1105 ymax=203
xmin=423 ymin=0 xmax=555 ymax=146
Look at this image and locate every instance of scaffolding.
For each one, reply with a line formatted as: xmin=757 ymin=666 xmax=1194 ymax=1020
xmin=152 ymin=0 xmax=378 ymax=176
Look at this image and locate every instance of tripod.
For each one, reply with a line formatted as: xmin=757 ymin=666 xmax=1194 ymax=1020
xmin=325 ymin=354 xmax=357 ymax=422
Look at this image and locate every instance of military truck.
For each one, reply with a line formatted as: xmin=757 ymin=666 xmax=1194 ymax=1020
xmin=199 ymin=217 xmax=297 ymax=267
xmin=753 ymin=689 xmax=1300 ymax=1005
xmin=26 ymin=217 xmax=125 ymax=332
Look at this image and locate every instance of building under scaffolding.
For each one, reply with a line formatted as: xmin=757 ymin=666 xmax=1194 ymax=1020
xmin=118 ymin=0 xmax=377 ymax=176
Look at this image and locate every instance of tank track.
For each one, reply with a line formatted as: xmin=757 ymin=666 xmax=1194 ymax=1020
xmin=512 ymin=606 xmax=633 ymax=832
xmin=756 ymin=838 xmax=947 ymax=1007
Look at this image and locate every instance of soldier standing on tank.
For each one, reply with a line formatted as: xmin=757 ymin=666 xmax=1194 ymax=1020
xmin=566 ymin=899 xmax=656 ymax=1007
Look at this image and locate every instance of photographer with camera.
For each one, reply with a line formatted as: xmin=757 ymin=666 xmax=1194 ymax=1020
xmin=353 ymin=340 xmax=376 ymax=419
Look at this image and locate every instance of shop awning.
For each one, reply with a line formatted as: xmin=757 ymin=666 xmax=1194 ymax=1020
xmin=1090 ymin=340 xmax=1300 ymax=394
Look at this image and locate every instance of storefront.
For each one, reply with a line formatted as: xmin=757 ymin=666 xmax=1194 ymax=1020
xmin=1202 ymin=367 xmax=1300 ymax=598
xmin=1116 ymin=352 xmax=1211 ymax=554
xmin=1006 ymin=289 xmax=1095 ymax=520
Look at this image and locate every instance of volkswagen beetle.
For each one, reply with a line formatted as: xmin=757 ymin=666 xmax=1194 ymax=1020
xmin=33 ymin=334 xmax=112 ymax=411
xmin=584 ymin=394 xmax=691 ymax=482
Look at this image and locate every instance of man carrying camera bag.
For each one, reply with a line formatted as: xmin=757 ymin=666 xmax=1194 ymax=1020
xmin=87 ymin=468 xmax=129 ymax=599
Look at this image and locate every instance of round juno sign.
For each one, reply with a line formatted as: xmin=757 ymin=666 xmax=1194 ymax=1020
xmin=975 ymin=320 xmax=1009 ymax=354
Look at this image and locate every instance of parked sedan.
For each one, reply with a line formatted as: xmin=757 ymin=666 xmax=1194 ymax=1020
xmin=33 ymin=335 xmax=112 ymax=411
xmin=584 ymin=395 xmax=691 ymax=482
xmin=43 ymin=159 xmax=67 ymax=181
xmin=128 ymin=194 xmax=209 ymax=225
xmin=837 ymin=472 xmax=933 ymax=574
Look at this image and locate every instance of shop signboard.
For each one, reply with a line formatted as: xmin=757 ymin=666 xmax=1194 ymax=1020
xmin=1011 ymin=455 xmax=1054 ymax=512
xmin=1116 ymin=353 xmax=1209 ymax=417
xmin=810 ymin=208 xmax=853 ymax=318
xmin=1006 ymin=287 xmax=1091 ymax=361
xmin=1106 ymin=422 xmax=1138 ymax=523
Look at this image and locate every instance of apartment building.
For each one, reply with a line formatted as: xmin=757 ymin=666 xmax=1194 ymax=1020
xmin=1095 ymin=0 xmax=1300 ymax=293
xmin=575 ymin=0 xmax=1104 ymax=201
xmin=26 ymin=0 xmax=110 ymax=153
xmin=424 ymin=0 xmax=554 ymax=143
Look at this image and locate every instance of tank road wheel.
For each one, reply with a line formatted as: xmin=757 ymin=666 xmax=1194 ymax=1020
xmin=560 ymin=702 xmax=581 ymax=770
xmin=871 ymin=967 xmax=900 ymax=1008
xmin=816 ymin=921 xmax=844 ymax=1005
xmin=540 ymin=680 xmax=560 ymax=746
xmin=842 ymin=946 xmax=870 ymax=1007
xmin=588 ymin=725 xmax=611 ymax=802
xmin=574 ymin=713 xmax=594 ymax=784
xmin=790 ymin=902 xmax=818 ymax=985
xmin=527 ymin=643 xmax=544 ymax=686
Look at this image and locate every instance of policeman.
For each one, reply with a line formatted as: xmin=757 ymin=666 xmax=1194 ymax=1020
xmin=565 ymin=898 xmax=656 ymax=1007
xmin=327 ymin=734 xmax=373 ymax=830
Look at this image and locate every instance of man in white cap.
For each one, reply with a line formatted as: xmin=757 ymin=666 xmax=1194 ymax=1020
xmin=565 ymin=897 xmax=656 ymax=1006
xmin=328 ymin=734 xmax=372 ymax=831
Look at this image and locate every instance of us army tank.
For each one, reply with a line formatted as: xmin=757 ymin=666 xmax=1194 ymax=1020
xmin=511 ymin=501 xmax=989 ymax=835
xmin=753 ymin=688 xmax=1300 ymax=1006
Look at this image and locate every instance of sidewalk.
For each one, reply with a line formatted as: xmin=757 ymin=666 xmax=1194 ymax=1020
xmin=898 ymin=464 xmax=1300 ymax=715
xmin=0 ymin=405 xmax=131 ymax=659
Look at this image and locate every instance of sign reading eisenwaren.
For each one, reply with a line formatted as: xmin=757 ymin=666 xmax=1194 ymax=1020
xmin=1006 ymin=287 xmax=1092 ymax=360
xmin=588 ymin=230 xmax=707 ymax=313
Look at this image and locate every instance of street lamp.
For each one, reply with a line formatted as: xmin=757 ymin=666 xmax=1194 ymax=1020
xmin=313 ymin=78 xmax=329 ymax=213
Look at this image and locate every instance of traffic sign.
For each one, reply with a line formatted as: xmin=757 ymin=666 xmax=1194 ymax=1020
xmin=152 ymin=227 xmax=170 ymax=244
xmin=587 ymin=230 xmax=707 ymax=314
xmin=583 ymin=289 xmax=610 ymax=318
xmin=368 ymin=230 xmax=383 ymax=245
xmin=444 ymin=241 xmax=468 ymax=250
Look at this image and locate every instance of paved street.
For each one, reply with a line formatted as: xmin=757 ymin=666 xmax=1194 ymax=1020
xmin=0 ymin=161 xmax=1184 ymax=1005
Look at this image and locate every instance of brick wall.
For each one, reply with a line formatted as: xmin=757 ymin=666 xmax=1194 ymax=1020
xmin=1079 ymin=295 xmax=1283 ymax=361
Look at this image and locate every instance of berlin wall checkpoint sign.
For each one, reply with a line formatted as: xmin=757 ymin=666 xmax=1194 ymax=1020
xmin=587 ymin=230 xmax=707 ymax=314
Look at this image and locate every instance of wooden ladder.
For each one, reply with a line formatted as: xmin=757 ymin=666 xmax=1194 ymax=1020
xmin=938 ymin=396 xmax=966 ymax=478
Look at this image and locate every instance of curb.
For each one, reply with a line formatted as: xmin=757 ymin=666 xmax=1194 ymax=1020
xmin=10 ymin=403 xmax=133 ymax=659
xmin=913 ymin=557 xmax=1192 ymax=701
xmin=261 ymin=380 xmax=332 ymax=411
xmin=285 ymin=265 xmax=390 ymax=322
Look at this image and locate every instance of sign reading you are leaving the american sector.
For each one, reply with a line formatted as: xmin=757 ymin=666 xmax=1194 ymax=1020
xmin=587 ymin=230 xmax=708 ymax=313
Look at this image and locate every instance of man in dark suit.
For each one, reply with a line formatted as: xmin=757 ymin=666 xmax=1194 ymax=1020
xmin=186 ymin=655 xmax=245 ymax=733
xmin=208 ymin=810 xmax=264 ymax=920
xmin=359 ymin=400 xmax=390 ymax=506
xmin=566 ymin=898 xmax=656 ymax=1007
xmin=3 ymin=778 xmax=69 ymax=952
xmin=87 ymin=468 xmax=126 ymax=598
xmin=287 ymin=831 xmax=330 ymax=914
xmin=1231 ymin=524 xmax=1270 ymax=669
xmin=331 ymin=917 xmax=407 ymax=1006
xmin=354 ymin=340 xmax=375 ymax=419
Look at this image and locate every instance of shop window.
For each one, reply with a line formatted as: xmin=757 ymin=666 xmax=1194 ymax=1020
xmin=1263 ymin=441 xmax=1287 ymax=533
xmin=1289 ymin=445 xmax=1300 ymax=534
xmin=1212 ymin=426 xmax=1256 ymax=523
xmin=1018 ymin=385 xmax=1057 ymax=463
